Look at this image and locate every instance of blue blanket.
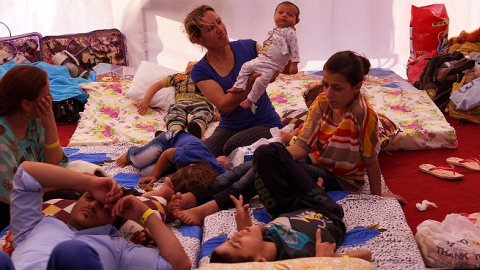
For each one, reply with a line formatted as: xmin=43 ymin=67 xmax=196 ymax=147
xmin=0 ymin=61 xmax=96 ymax=104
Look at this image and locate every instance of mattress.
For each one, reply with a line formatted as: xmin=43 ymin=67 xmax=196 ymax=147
xmin=58 ymin=144 xmax=426 ymax=269
xmin=69 ymin=69 xmax=457 ymax=151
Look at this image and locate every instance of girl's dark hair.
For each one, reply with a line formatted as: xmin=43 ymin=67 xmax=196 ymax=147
xmin=210 ymin=249 xmax=254 ymax=263
xmin=303 ymin=84 xmax=324 ymax=102
xmin=0 ymin=65 xmax=48 ymax=116
xmin=323 ymin=50 xmax=371 ymax=86
xmin=184 ymin=5 xmax=216 ymax=44
xmin=169 ymin=161 xmax=219 ymax=193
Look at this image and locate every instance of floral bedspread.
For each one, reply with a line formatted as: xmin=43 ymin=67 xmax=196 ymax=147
xmin=268 ymin=71 xmax=458 ymax=150
xmin=68 ymin=82 xmax=219 ymax=146
xmin=69 ymin=70 xmax=457 ymax=151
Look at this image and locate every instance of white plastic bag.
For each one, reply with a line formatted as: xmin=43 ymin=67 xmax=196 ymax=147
xmin=226 ymin=125 xmax=294 ymax=169
xmin=415 ymin=213 xmax=480 ymax=268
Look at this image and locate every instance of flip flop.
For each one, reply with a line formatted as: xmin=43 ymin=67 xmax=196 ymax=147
xmin=446 ymin=157 xmax=480 ymax=171
xmin=419 ymin=164 xmax=464 ymax=180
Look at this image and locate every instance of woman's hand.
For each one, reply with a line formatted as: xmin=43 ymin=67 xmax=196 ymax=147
xmin=37 ymin=92 xmax=56 ymax=128
xmin=382 ymin=193 xmax=407 ymax=205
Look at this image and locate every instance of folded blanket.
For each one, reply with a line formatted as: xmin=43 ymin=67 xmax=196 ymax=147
xmin=0 ymin=61 xmax=95 ymax=103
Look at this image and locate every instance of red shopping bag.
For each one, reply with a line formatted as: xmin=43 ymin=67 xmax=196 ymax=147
xmin=407 ymin=4 xmax=449 ymax=85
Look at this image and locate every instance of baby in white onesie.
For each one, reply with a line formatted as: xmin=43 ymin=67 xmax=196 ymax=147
xmin=228 ymin=1 xmax=300 ymax=113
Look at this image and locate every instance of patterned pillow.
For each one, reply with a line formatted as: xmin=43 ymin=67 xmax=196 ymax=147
xmin=280 ymin=110 xmax=399 ymax=149
xmin=377 ymin=113 xmax=400 ymax=149
xmin=0 ymin=195 xmax=167 ymax=255
xmin=280 ymin=109 xmax=309 ymax=130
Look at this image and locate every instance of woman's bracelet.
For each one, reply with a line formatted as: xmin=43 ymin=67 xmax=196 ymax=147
xmin=140 ymin=208 xmax=155 ymax=224
xmin=289 ymin=136 xmax=297 ymax=146
xmin=45 ymin=140 xmax=60 ymax=149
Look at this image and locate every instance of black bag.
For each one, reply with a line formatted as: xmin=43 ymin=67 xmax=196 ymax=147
xmin=52 ymin=98 xmax=83 ymax=124
xmin=414 ymin=51 xmax=475 ymax=109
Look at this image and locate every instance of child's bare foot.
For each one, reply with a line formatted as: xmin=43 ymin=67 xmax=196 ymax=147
xmin=175 ymin=206 xmax=208 ymax=226
xmin=166 ymin=192 xmax=182 ymax=222
xmin=240 ymin=99 xmax=252 ymax=109
xmin=226 ymin=87 xmax=244 ymax=93
xmin=116 ymin=152 xmax=130 ymax=168
xmin=143 ymin=177 xmax=174 ymax=202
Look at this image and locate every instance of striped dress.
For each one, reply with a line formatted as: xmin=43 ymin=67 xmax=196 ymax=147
xmin=295 ymin=93 xmax=380 ymax=190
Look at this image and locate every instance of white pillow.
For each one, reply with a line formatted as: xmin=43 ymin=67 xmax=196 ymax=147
xmin=127 ymin=61 xmax=179 ymax=110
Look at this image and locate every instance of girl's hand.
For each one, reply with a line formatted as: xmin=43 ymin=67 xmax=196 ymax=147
xmin=382 ymin=193 xmax=407 ymax=205
xmin=37 ymin=92 xmax=56 ymax=128
xmin=279 ymin=130 xmax=294 ymax=144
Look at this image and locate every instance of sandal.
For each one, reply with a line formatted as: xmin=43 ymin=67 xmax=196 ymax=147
xmin=419 ymin=164 xmax=464 ymax=180
xmin=446 ymin=157 xmax=480 ymax=171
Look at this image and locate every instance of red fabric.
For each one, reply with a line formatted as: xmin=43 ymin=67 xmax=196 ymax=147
xmin=379 ymin=112 xmax=480 ymax=235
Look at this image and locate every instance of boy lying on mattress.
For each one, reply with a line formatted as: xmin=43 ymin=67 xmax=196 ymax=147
xmin=207 ymin=143 xmax=372 ymax=263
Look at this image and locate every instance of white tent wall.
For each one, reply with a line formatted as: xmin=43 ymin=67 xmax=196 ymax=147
xmin=1 ymin=0 xmax=479 ymax=76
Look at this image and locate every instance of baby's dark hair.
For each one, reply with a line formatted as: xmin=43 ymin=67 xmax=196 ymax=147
xmin=275 ymin=1 xmax=300 ymax=18
xmin=303 ymin=84 xmax=324 ymax=103
xmin=169 ymin=160 xmax=218 ymax=193
xmin=210 ymin=249 xmax=254 ymax=263
xmin=324 ymin=50 xmax=370 ymax=87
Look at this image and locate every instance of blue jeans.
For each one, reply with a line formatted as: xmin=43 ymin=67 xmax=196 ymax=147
xmin=126 ymin=130 xmax=178 ymax=176
xmin=296 ymin=158 xmax=343 ymax=192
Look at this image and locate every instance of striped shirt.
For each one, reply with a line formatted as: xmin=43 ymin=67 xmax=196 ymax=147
xmin=296 ymin=93 xmax=380 ymax=189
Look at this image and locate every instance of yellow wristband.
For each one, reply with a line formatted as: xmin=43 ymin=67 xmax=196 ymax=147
xmin=342 ymin=255 xmax=349 ymax=258
xmin=289 ymin=136 xmax=297 ymax=146
xmin=140 ymin=208 xmax=155 ymax=224
xmin=45 ymin=140 xmax=60 ymax=149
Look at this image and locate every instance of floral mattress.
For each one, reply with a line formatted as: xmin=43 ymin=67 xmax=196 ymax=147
xmin=69 ymin=69 xmax=457 ymax=151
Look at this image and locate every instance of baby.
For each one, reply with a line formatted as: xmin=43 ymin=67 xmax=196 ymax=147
xmin=228 ymin=1 xmax=300 ymax=113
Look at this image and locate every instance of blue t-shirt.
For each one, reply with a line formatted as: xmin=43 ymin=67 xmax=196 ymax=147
xmin=168 ymin=131 xmax=225 ymax=174
xmin=190 ymin=39 xmax=282 ymax=132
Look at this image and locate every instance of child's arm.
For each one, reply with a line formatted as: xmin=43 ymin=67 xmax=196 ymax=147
xmin=138 ymin=78 xmax=168 ymax=115
xmin=138 ymin=148 xmax=176 ymax=185
xmin=230 ymin=194 xmax=252 ymax=231
xmin=286 ymin=27 xmax=300 ymax=74
xmin=315 ymin=229 xmax=372 ymax=261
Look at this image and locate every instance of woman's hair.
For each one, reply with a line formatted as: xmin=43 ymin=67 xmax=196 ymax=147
xmin=0 ymin=65 xmax=48 ymax=116
xmin=184 ymin=5 xmax=216 ymax=44
xmin=302 ymin=84 xmax=324 ymax=103
xmin=169 ymin=160 xmax=219 ymax=193
xmin=323 ymin=50 xmax=371 ymax=86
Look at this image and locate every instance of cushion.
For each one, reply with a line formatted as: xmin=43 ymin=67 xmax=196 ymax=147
xmin=377 ymin=113 xmax=400 ymax=149
xmin=280 ymin=110 xmax=400 ymax=149
xmin=280 ymin=109 xmax=309 ymax=130
xmin=198 ymin=257 xmax=375 ymax=270
xmin=127 ymin=60 xmax=178 ymax=110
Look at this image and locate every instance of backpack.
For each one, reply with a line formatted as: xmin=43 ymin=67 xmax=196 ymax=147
xmin=414 ymin=51 xmax=475 ymax=109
